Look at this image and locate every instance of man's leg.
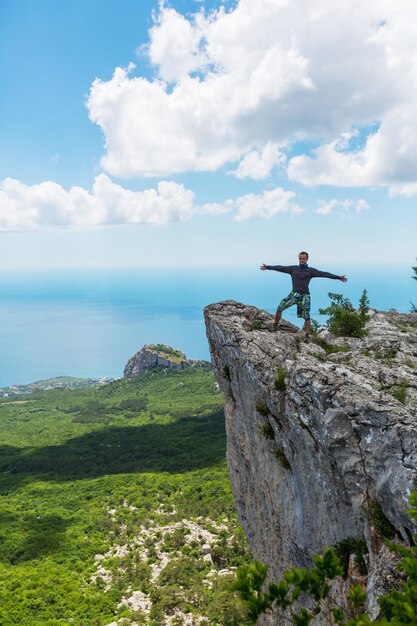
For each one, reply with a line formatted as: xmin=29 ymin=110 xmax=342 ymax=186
xmin=302 ymin=294 xmax=311 ymax=337
xmin=273 ymin=309 xmax=282 ymax=329
xmin=273 ymin=293 xmax=294 ymax=330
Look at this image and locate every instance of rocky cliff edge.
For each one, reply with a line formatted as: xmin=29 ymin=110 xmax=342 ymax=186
xmin=204 ymin=301 xmax=417 ymax=620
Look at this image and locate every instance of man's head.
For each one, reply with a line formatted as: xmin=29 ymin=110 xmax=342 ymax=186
xmin=298 ymin=251 xmax=309 ymax=264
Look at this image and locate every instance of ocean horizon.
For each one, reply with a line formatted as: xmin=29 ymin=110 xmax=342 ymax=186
xmin=0 ymin=264 xmax=415 ymax=387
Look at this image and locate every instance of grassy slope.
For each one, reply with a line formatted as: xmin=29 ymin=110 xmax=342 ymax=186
xmin=0 ymin=368 xmax=251 ymax=626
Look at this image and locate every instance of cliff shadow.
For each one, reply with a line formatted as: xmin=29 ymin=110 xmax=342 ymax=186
xmin=0 ymin=410 xmax=226 ymax=492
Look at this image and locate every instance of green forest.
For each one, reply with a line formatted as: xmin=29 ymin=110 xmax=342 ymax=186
xmin=0 ymin=367 xmax=252 ymax=626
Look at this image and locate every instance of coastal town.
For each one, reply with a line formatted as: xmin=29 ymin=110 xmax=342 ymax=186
xmin=0 ymin=376 xmax=116 ymax=398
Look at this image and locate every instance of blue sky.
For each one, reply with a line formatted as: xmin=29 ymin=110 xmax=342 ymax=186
xmin=0 ymin=0 xmax=416 ymax=269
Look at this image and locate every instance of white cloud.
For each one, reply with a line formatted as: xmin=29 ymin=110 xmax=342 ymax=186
xmin=287 ymin=105 xmax=417 ymax=194
xmin=86 ymin=0 xmax=417 ymax=193
xmin=148 ymin=6 xmax=207 ymax=82
xmin=0 ymin=175 xmax=196 ymax=232
xmin=389 ymin=183 xmax=417 ymax=198
xmin=0 ymin=176 xmax=302 ymax=232
xmin=232 ymin=143 xmax=285 ymax=180
xmin=315 ymin=197 xmax=370 ymax=217
xmin=356 ymin=199 xmax=370 ymax=213
xmin=234 ymin=188 xmax=303 ymax=221
xmin=315 ymin=199 xmax=338 ymax=216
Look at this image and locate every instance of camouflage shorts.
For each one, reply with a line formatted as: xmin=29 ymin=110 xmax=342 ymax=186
xmin=277 ymin=291 xmax=311 ymax=320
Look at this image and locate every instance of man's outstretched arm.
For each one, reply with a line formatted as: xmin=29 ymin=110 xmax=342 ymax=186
xmin=311 ymin=268 xmax=347 ymax=282
xmin=260 ymin=264 xmax=293 ymax=274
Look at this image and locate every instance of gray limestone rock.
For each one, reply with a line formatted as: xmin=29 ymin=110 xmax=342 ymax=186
xmin=204 ymin=300 xmax=417 ymax=624
xmin=124 ymin=344 xmax=210 ymax=378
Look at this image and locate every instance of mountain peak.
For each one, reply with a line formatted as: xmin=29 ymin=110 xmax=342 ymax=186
xmin=124 ymin=344 xmax=210 ymax=378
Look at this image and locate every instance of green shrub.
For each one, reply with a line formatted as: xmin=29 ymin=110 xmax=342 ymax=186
xmin=249 ymin=319 xmax=262 ymax=331
xmin=115 ymin=397 xmax=148 ymax=412
xmin=148 ymin=344 xmax=185 ymax=362
xmin=358 ymin=289 xmax=370 ymax=319
xmin=274 ymin=449 xmax=291 ymax=470
xmin=392 ymin=381 xmax=408 ymax=405
xmin=378 ymin=491 xmax=417 ymax=621
xmin=157 ymin=556 xmax=206 ymax=588
xmin=368 ymin=499 xmax=396 ymax=539
xmin=319 ymin=290 xmax=369 ymax=338
xmin=260 ymin=422 xmax=274 ymax=440
xmin=232 ymin=549 xmax=344 ymax=624
xmin=274 ymin=366 xmax=287 ymax=391
xmin=374 ymin=347 xmax=398 ymax=366
xmin=310 ymin=319 xmax=320 ymax=333
xmin=255 ymin=401 xmax=269 ymax=416
xmin=333 ymin=537 xmax=368 ymax=577
xmin=311 ymin=335 xmax=350 ymax=354
xmin=206 ymin=588 xmax=249 ymax=626
xmin=223 ymin=364 xmax=231 ymax=380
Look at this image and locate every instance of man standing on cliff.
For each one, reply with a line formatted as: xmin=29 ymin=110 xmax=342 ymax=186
xmin=260 ymin=252 xmax=347 ymax=336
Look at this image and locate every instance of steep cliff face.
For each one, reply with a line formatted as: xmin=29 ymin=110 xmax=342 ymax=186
xmin=204 ymin=301 xmax=417 ymax=621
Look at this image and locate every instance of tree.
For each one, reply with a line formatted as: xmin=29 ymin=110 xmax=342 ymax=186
xmin=319 ymin=290 xmax=369 ymax=338
xmin=233 ymin=493 xmax=417 ymax=625
xmin=411 ymin=261 xmax=417 ymax=312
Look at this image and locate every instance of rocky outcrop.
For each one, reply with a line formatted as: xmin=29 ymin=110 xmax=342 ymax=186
xmin=204 ymin=301 xmax=417 ymax=623
xmin=124 ymin=344 xmax=209 ymax=378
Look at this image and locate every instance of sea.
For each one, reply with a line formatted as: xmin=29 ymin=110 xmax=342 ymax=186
xmin=0 ymin=265 xmax=415 ymax=387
